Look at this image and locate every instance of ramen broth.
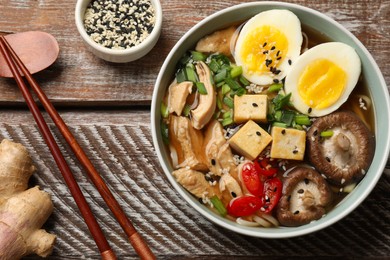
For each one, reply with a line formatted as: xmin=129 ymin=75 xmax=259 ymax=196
xmin=161 ymin=16 xmax=375 ymax=227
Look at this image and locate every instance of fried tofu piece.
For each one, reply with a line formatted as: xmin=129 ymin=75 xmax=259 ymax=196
xmin=233 ymin=94 xmax=268 ymax=124
xmin=270 ymin=126 xmax=306 ymax=160
xmin=229 ymin=120 xmax=272 ymax=160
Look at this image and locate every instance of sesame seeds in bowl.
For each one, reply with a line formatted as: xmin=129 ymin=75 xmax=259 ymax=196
xmin=75 ymin=0 xmax=162 ymax=63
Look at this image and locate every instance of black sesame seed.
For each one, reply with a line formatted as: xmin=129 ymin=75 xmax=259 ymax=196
xmin=293 ymin=150 xmax=298 ymax=154
xmin=276 ymin=50 xmax=280 ymax=56
xmin=277 ymin=57 xmax=282 ymax=60
xmin=281 ymin=129 xmax=286 ymax=135
xmin=287 ymin=195 xmax=291 ymax=202
xmin=304 ymin=178 xmax=309 ymax=184
xmin=252 ymin=102 xmax=258 ymax=107
xmin=273 ymin=79 xmax=279 ymax=83
xmin=271 ymin=46 xmax=276 ymax=50
xmin=313 ymin=130 xmax=318 ymax=136
xmin=326 ymin=157 xmax=331 ymax=162
xmin=211 ymin=159 xmax=216 ymax=166
xmin=288 ymin=59 xmax=292 ymax=65
xmin=294 ymin=210 xmax=300 ymax=215
xmin=265 ymin=59 xmax=272 ymax=67
xmin=263 ymin=42 xmax=267 ymax=47
xmin=263 ymin=50 xmax=269 ymax=54
xmin=297 ymin=189 xmax=304 ymax=194
xmin=308 ymin=107 xmax=312 ymax=113
xmin=273 ymin=187 xmax=278 ymax=192
xmin=231 ymin=192 xmax=237 ymax=198
xmin=256 ymin=131 xmax=261 ymax=136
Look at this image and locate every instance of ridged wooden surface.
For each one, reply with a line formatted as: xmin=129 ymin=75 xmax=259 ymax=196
xmin=0 ymin=0 xmax=389 ymax=259
xmin=0 ymin=110 xmax=389 ymax=259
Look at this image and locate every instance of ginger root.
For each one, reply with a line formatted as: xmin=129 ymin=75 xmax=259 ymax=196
xmin=0 ymin=139 xmax=56 ymax=259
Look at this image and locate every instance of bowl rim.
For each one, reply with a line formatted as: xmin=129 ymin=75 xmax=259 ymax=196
xmin=151 ymin=1 xmax=390 ymax=238
xmin=75 ymin=0 xmax=163 ymax=57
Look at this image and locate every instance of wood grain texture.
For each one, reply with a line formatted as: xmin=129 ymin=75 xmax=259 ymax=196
xmin=0 ymin=110 xmax=389 ymax=259
xmin=0 ymin=0 xmax=388 ymax=106
xmin=0 ymin=0 xmax=389 ymax=259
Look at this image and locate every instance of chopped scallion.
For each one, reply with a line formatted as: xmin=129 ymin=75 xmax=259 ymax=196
xmin=280 ymin=110 xmax=295 ymax=126
xmin=320 ymin=130 xmax=334 ymax=137
xmin=222 ymin=117 xmax=234 ymax=127
xmin=222 ymin=84 xmax=231 ymax=95
xmin=294 ymin=115 xmax=311 ymax=125
xmin=196 ymin=82 xmax=208 ymax=95
xmin=191 ymin=51 xmax=207 ymax=61
xmin=160 ymin=102 xmax=169 ymax=118
xmin=183 ymin=104 xmax=191 ymax=116
xmin=161 ymin=122 xmax=169 ymax=144
xmin=268 ymin=83 xmax=283 ymax=93
xmin=214 ymin=69 xmax=228 ymax=83
xmin=223 ymin=110 xmax=232 ymax=119
xmin=210 ymin=195 xmax=227 ymax=216
xmin=176 ymin=69 xmax=186 ymax=83
xmin=224 ymin=78 xmax=241 ymax=90
xmin=273 ymin=122 xmax=287 ymax=128
xmin=223 ymin=96 xmax=234 ymax=108
xmin=239 ymin=75 xmax=250 ymax=86
xmin=185 ymin=67 xmax=197 ymax=82
xmin=217 ymin=97 xmax=223 ymax=110
xmin=208 ymin=59 xmax=220 ymax=73
xmin=230 ymin=66 xmax=243 ymax=78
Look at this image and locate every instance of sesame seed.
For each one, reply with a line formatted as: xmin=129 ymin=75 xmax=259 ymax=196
xmin=263 ymin=42 xmax=267 ymax=47
xmin=297 ymin=189 xmax=304 ymax=194
xmin=265 ymin=59 xmax=272 ymax=67
xmin=256 ymin=131 xmax=261 ymax=136
xmin=308 ymin=107 xmax=312 ymax=113
xmin=271 ymin=46 xmax=276 ymax=50
xmin=304 ymin=178 xmax=309 ymax=184
xmin=252 ymin=102 xmax=258 ymax=107
xmin=211 ymin=159 xmax=216 ymax=166
xmin=276 ymin=50 xmax=280 ymax=56
xmin=326 ymin=157 xmax=331 ymax=162
xmin=273 ymin=79 xmax=279 ymax=83
xmin=231 ymin=192 xmax=237 ymax=198
xmin=288 ymin=59 xmax=292 ymax=65
xmin=281 ymin=129 xmax=286 ymax=135
xmin=294 ymin=210 xmax=300 ymax=215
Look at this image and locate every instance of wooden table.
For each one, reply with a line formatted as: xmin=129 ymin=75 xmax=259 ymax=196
xmin=1 ymin=0 xmax=389 ymax=259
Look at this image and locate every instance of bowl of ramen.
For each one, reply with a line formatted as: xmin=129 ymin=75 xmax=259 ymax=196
xmin=151 ymin=1 xmax=390 ymax=238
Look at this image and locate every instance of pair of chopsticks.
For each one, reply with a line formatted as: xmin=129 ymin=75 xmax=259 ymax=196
xmin=0 ymin=36 xmax=155 ymax=260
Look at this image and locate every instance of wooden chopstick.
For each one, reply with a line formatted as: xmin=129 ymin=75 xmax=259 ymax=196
xmin=0 ymin=35 xmax=155 ymax=260
xmin=0 ymin=36 xmax=116 ymax=260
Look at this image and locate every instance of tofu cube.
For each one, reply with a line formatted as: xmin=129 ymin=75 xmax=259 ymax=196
xmin=229 ymin=120 xmax=272 ymax=160
xmin=270 ymin=126 xmax=306 ymax=160
xmin=234 ymin=94 xmax=268 ymax=124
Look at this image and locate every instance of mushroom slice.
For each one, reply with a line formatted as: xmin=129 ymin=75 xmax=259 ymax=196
xmin=307 ymin=111 xmax=375 ymax=186
xmin=203 ymin=120 xmax=238 ymax=178
xmin=195 ymin=26 xmax=237 ymax=58
xmin=169 ymin=115 xmax=208 ymax=171
xmin=172 ymin=168 xmax=220 ymax=199
xmin=276 ymin=167 xmax=332 ymax=227
xmin=191 ymin=61 xmax=216 ymax=129
xmin=168 ymin=80 xmax=193 ymax=115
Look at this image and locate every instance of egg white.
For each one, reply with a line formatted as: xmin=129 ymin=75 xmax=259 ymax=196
xmin=284 ymin=42 xmax=361 ymax=117
xmin=234 ymin=9 xmax=303 ymax=85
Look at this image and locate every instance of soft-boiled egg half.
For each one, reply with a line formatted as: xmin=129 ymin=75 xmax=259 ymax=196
xmin=284 ymin=42 xmax=361 ymax=117
xmin=234 ymin=9 xmax=303 ymax=85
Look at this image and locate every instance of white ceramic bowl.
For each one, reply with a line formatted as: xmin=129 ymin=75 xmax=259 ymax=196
xmin=75 ymin=0 xmax=162 ymax=63
xmin=151 ymin=2 xmax=390 ymax=238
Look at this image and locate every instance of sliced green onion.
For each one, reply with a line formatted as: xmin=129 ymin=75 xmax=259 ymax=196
xmin=178 ymin=52 xmax=191 ymax=66
xmin=268 ymin=83 xmax=283 ymax=93
xmin=223 ymin=96 xmax=234 ymax=108
xmin=185 ymin=67 xmax=197 ymax=82
xmin=223 ymin=110 xmax=232 ymax=119
xmin=294 ymin=115 xmax=311 ymax=125
xmin=196 ymin=82 xmax=208 ymax=95
xmin=214 ymin=68 xmax=228 ymax=83
xmin=191 ymin=51 xmax=206 ymax=61
xmin=274 ymin=110 xmax=282 ymax=121
xmin=208 ymin=59 xmax=220 ymax=73
xmin=217 ymin=97 xmax=223 ymax=110
xmin=239 ymin=75 xmax=250 ymax=86
xmin=214 ymin=110 xmax=221 ymax=119
xmin=176 ymin=69 xmax=186 ymax=83
xmin=182 ymin=104 xmax=191 ymax=116
xmin=273 ymin=122 xmax=287 ymax=128
xmin=320 ymin=130 xmax=334 ymax=137
xmin=221 ymin=84 xmax=231 ymax=95
xmin=230 ymin=66 xmax=243 ymax=78
xmin=224 ymin=78 xmax=241 ymax=90
xmin=280 ymin=110 xmax=295 ymax=126
xmin=231 ymin=87 xmax=246 ymax=97
xmin=222 ymin=117 xmax=234 ymax=127
xmin=273 ymin=93 xmax=292 ymax=110
xmin=161 ymin=122 xmax=169 ymax=144
xmin=161 ymin=102 xmax=169 ymax=118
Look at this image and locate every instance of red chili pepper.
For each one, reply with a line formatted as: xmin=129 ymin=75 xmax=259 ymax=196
xmin=262 ymin=177 xmax=282 ymax=213
xmin=227 ymin=195 xmax=263 ymax=217
xmin=254 ymin=158 xmax=278 ymax=177
xmin=241 ymin=162 xmax=263 ymax=196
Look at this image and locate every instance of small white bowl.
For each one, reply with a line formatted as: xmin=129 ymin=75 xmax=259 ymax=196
xmin=151 ymin=2 xmax=390 ymax=238
xmin=75 ymin=0 xmax=162 ymax=63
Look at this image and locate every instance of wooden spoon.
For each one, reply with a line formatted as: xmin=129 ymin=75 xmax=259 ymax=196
xmin=0 ymin=31 xmax=59 ymax=77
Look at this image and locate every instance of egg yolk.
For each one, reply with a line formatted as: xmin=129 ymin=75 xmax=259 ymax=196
xmin=298 ymin=59 xmax=347 ymax=109
xmin=239 ymin=26 xmax=288 ymax=75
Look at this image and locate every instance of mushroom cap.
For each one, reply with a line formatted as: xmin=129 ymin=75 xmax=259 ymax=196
xmin=307 ymin=111 xmax=375 ymax=186
xmin=276 ymin=166 xmax=332 ymax=227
